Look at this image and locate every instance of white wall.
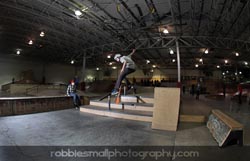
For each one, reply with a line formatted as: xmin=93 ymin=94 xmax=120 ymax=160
xmin=0 ymin=57 xmax=43 ymax=88
xmin=44 ymin=64 xmax=76 ymax=84
xmin=0 ymin=56 xmax=78 ymax=89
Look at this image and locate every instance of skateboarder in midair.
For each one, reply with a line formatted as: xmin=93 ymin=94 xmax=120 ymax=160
xmin=111 ymin=49 xmax=136 ymax=95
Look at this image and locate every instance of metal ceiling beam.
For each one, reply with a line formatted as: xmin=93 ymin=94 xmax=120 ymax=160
xmin=119 ymin=0 xmax=140 ymax=24
xmin=82 ymin=36 xmax=250 ymax=53
xmin=196 ymin=0 xmax=204 ymax=36
xmin=224 ymin=0 xmax=248 ymax=37
xmin=211 ymin=0 xmax=227 ymax=35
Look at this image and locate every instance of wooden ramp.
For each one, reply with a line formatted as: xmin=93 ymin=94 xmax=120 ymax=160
xmin=152 ymin=87 xmax=181 ymax=131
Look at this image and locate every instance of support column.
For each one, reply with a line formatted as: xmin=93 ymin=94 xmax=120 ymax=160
xmin=81 ymin=51 xmax=86 ymax=82
xmin=42 ymin=62 xmax=46 ymax=84
xmin=175 ymin=38 xmax=181 ymax=86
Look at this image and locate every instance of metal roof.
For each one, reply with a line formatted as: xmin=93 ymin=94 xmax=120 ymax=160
xmin=1 ymin=0 xmax=250 ymax=73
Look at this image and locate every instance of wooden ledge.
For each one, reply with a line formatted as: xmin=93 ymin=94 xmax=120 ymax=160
xmin=212 ymin=110 xmax=243 ymax=130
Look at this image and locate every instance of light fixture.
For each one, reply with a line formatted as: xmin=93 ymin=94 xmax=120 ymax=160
xmin=235 ymin=73 xmax=238 ymax=76
xmin=239 ymin=71 xmax=242 ymax=74
xmin=96 ymin=67 xmax=100 ymax=71
xmin=226 ymin=70 xmax=229 ymax=73
xmin=81 ymin=6 xmax=89 ymax=12
xmin=107 ymin=55 xmax=111 ymax=59
xmin=146 ymin=60 xmax=150 ymax=64
xmin=199 ymin=58 xmax=203 ymax=62
xmin=112 ymin=66 xmax=117 ymax=69
xmin=71 ymin=60 xmax=74 ymax=64
xmin=40 ymin=31 xmax=45 ymax=37
xmin=150 ymin=69 xmax=154 ymax=72
xmin=195 ymin=64 xmax=199 ymax=68
xmin=204 ymin=49 xmax=209 ymax=54
xmin=169 ymin=49 xmax=174 ymax=54
xmin=235 ymin=52 xmax=239 ymax=57
xmin=74 ymin=10 xmax=82 ymax=16
xmin=216 ymin=65 xmax=220 ymax=68
xmin=152 ymin=65 xmax=156 ymax=68
xmin=172 ymin=59 xmax=176 ymax=62
xmin=222 ymin=72 xmax=225 ymax=75
xmin=224 ymin=59 xmax=228 ymax=64
xmin=16 ymin=49 xmax=21 ymax=55
xmin=244 ymin=61 xmax=248 ymax=65
xmin=163 ymin=28 xmax=169 ymax=34
xmin=109 ymin=62 xmax=113 ymax=65
xmin=28 ymin=40 xmax=33 ymax=45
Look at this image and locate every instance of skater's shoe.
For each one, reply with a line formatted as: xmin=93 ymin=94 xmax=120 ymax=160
xmin=127 ymin=85 xmax=133 ymax=91
xmin=111 ymin=89 xmax=118 ymax=95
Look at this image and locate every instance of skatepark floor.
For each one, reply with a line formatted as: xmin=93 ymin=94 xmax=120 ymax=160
xmin=0 ymin=93 xmax=249 ymax=160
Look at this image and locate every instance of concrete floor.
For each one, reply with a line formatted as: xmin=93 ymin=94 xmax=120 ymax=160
xmin=0 ymin=94 xmax=249 ymax=161
xmin=0 ymin=108 xmax=216 ymax=146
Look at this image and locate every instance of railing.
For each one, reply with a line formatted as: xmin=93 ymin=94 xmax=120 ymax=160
xmin=25 ymin=84 xmax=67 ymax=95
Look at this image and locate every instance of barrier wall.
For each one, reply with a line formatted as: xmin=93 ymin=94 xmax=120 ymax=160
xmin=0 ymin=96 xmax=75 ymax=116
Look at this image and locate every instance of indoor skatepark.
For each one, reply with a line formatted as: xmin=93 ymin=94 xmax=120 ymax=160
xmin=1 ymin=0 xmax=250 ymax=161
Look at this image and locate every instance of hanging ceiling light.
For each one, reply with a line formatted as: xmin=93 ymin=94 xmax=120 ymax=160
xmin=235 ymin=52 xmax=239 ymax=57
xmin=169 ymin=49 xmax=174 ymax=54
xmin=28 ymin=40 xmax=33 ymax=45
xmin=204 ymin=49 xmax=209 ymax=54
xmin=75 ymin=10 xmax=82 ymax=16
xmin=146 ymin=60 xmax=150 ymax=64
xmin=82 ymin=6 xmax=89 ymax=12
xmin=163 ymin=28 xmax=169 ymax=34
xmin=71 ymin=60 xmax=74 ymax=64
xmin=216 ymin=65 xmax=220 ymax=69
xmin=224 ymin=59 xmax=228 ymax=64
xmin=40 ymin=31 xmax=45 ymax=37
xmin=195 ymin=64 xmax=199 ymax=68
xmin=96 ymin=67 xmax=100 ymax=71
xmin=16 ymin=49 xmax=21 ymax=55
xmin=172 ymin=59 xmax=176 ymax=62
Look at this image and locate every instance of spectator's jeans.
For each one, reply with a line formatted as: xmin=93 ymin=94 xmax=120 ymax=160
xmin=115 ymin=68 xmax=135 ymax=90
xmin=69 ymin=93 xmax=80 ymax=105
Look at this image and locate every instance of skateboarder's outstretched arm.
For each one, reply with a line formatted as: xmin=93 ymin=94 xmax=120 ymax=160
xmin=128 ymin=49 xmax=136 ymax=57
